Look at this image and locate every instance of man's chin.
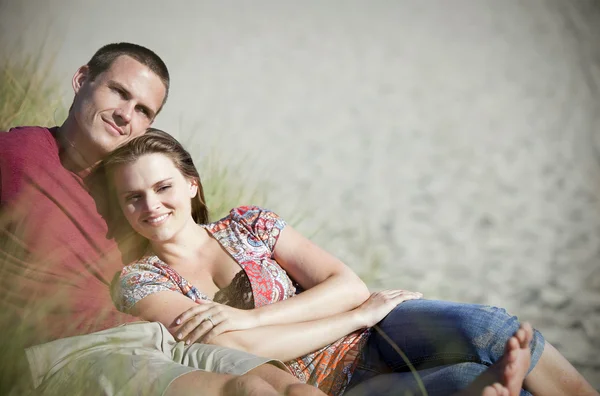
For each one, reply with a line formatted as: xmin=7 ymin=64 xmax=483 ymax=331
xmin=96 ymin=140 xmax=126 ymax=159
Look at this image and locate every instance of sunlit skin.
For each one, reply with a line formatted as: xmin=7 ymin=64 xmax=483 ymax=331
xmin=110 ymin=154 xmax=536 ymax=396
xmin=61 ymin=55 xmax=166 ymax=169
xmin=112 ymin=153 xmax=199 ymax=244
xmin=110 ymin=153 xmax=599 ymax=396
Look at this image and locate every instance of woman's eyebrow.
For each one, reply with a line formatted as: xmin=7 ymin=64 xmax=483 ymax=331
xmin=153 ymin=178 xmax=174 ymax=187
xmin=120 ymin=178 xmax=174 ymax=195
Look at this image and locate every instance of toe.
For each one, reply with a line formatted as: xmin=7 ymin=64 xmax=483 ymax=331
xmin=522 ymin=322 xmax=534 ymax=345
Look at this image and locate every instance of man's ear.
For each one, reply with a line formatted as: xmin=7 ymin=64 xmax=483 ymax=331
xmin=189 ymin=179 xmax=199 ymax=198
xmin=72 ymin=65 xmax=90 ymax=94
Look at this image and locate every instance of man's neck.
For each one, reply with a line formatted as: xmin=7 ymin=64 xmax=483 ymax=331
xmin=56 ymin=118 xmax=97 ymax=176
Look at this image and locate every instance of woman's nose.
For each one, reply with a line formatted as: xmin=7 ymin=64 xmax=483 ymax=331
xmin=142 ymin=194 xmax=160 ymax=211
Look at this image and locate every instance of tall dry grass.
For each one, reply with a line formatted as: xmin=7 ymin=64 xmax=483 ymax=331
xmin=0 ymin=55 xmax=66 ymax=130
xmin=0 ymin=54 xmax=66 ymax=395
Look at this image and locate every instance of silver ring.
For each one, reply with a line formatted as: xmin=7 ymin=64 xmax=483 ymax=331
xmin=205 ymin=316 xmax=215 ymax=327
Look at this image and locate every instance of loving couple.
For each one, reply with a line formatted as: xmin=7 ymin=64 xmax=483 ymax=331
xmin=0 ymin=42 xmax=596 ymax=396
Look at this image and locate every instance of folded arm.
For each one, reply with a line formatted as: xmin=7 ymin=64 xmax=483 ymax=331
xmin=175 ymin=225 xmax=370 ymax=337
xmin=132 ymin=287 xmax=421 ymax=361
xmin=131 ymin=289 xmax=367 ymax=361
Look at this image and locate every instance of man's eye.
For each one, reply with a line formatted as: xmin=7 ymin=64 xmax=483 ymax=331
xmin=136 ymin=106 xmax=150 ymax=117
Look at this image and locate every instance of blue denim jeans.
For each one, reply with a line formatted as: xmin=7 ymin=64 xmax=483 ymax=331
xmin=345 ymin=299 xmax=545 ymax=396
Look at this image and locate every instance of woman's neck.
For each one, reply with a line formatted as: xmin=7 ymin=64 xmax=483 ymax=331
xmin=149 ymin=221 xmax=211 ymax=267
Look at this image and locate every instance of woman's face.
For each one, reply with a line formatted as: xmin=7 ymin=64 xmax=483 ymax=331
xmin=112 ymin=153 xmax=198 ymax=243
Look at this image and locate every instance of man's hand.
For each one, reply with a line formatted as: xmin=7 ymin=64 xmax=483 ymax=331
xmin=175 ymin=300 xmax=260 ymax=344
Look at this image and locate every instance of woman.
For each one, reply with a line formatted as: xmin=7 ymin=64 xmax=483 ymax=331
xmin=102 ymin=129 xmax=597 ymax=396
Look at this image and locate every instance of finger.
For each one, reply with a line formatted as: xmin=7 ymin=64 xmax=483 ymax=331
xmin=192 ymin=311 xmax=227 ymax=344
xmin=185 ymin=320 xmax=215 ymax=345
xmin=385 ymin=290 xmax=407 ymax=299
xmin=399 ymin=291 xmax=423 ymax=299
xmin=369 ymin=290 xmax=400 ymax=301
xmin=375 ymin=290 xmax=422 ymax=301
xmin=388 ymin=289 xmax=422 ymax=297
xmin=177 ymin=308 xmax=220 ymax=339
xmin=202 ymin=319 xmax=229 ymax=344
xmin=386 ymin=291 xmax=422 ymax=301
xmin=177 ymin=314 xmax=207 ymax=340
xmin=175 ymin=302 xmax=213 ymax=325
xmin=390 ymin=293 xmax=422 ymax=306
xmin=402 ymin=290 xmax=423 ymax=298
xmin=183 ymin=308 xmax=227 ymax=344
xmin=378 ymin=289 xmax=400 ymax=296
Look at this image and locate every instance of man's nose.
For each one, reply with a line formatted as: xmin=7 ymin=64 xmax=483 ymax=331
xmin=114 ymin=101 xmax=134 ymax=124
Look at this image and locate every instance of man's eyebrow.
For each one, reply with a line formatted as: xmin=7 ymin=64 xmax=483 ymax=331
xmin=107 ymin=80 xmax=131 ymax=96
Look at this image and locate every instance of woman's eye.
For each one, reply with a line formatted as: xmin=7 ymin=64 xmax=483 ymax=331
xmin=125 ymin=195 xmax=140 ymax=202
xmin=157 ymin=185 xmax=171 ymax=192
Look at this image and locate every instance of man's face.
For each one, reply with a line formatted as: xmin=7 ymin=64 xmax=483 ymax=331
xmin=71 ymin=55 xmax=166 ymax=162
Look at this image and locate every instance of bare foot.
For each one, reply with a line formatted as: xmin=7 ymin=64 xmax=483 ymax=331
xmin=458 ymin=322 xmax=533 ymax=396
xmin=481 ymin=383 xmax=509 ymax=396
xmin=499 ymin=322 xmax=533 ymax=395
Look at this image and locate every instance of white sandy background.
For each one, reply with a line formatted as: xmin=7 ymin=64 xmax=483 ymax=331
xmin=1 ymin=0 xmax=599 ymax=389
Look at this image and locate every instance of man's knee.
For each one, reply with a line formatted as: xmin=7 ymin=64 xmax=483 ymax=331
xmin=284 ymin=383 xmax=325 ymax=396
xmin=246 ymin=363 xmax=300 ymax=390
xmin=223 ymin=374 xmax=279 ymax=396
xmin=167 ymin=371 xmax=279 ymax=396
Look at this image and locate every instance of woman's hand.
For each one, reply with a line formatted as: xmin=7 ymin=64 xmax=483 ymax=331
xmin=354 ymin=289 xmax=423 ymax=328
xmin=175 ymin=300 xmax=260 ymax=344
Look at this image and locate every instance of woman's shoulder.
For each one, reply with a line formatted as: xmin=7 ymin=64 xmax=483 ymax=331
xmin=120 ymin=255 xmax=168 ymax=276
xmin=111 ymin=255 xmax=182 ymax=313
xmin=225 ymin=205 xmax=286 ymax=226
xmin=215 ymin=206 xmax=286 ymax=252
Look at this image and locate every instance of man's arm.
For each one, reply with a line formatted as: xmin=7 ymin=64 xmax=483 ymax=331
xmin=0 ymin=155 xmax=3 ymax=203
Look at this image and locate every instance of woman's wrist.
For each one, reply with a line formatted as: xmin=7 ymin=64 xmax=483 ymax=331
xmin=347 ymin=308 xmax=369 ymax=330
xmin=251 ymin=307 xmax=265 ymax=328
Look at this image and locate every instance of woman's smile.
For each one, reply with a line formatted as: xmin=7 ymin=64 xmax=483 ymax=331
xmin=144 ymin=212 xmax=171 ymax=226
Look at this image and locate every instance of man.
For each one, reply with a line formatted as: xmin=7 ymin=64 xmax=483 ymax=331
xmin=0 ymin=42 xmax=322 ymax=396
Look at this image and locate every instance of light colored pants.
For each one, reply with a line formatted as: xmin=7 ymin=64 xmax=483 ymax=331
xmin=25 ymin=321 xmax=285 ymax=396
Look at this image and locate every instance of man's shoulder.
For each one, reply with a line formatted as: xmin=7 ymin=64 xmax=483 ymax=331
xmin=0 ymin=126 xmax=58 ymax=158
xmin=0 ymin=125 xmax=56 ymax=147
xmin=0 ymin=126 xmax=59 ymax=184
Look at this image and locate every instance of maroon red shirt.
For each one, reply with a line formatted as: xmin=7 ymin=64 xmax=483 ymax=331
xmin=0 ymin=126 xmax=135 ymax=345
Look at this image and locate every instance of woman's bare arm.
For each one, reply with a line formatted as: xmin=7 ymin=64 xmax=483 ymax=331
xmin=259 ymin=225 xmax=371 ymax=324
xmin=132 ymin=290 xmax=363 ymax=361
xmin=132 ymin=289 xmax=421 ymax=362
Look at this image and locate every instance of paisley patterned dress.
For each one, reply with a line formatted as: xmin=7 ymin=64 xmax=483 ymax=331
xmin=112 ymin=206 xmax=370 ymax=395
